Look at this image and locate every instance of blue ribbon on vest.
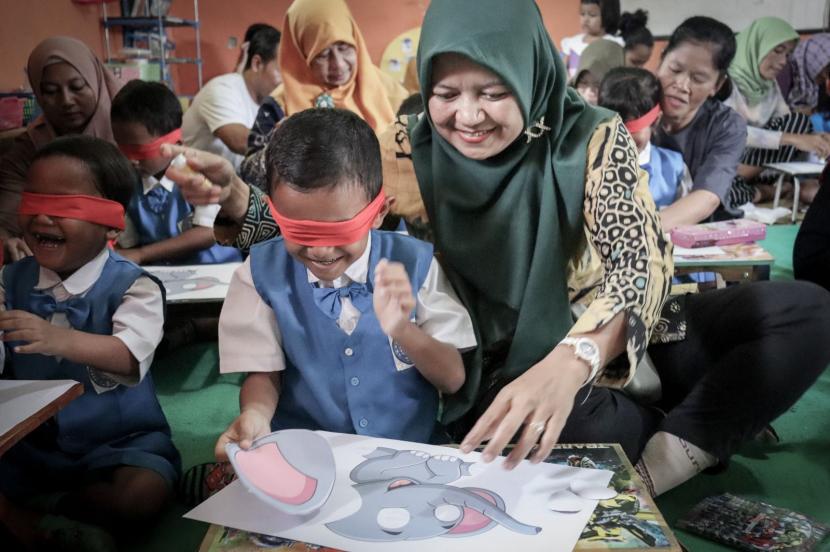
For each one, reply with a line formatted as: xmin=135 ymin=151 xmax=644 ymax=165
xmin=312 ymin=282 xmax=372 ymax=320
xmin=145 ymin=184 xmax=170 ymax=214
xmin=29 ymin=292 xmax=92 ymax=329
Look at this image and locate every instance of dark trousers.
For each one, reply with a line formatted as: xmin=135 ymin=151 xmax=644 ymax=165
xmin=559 ymin=281 xmax=830 ymax=463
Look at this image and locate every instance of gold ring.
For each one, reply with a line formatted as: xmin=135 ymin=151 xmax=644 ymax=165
xmin=529 ymin=421 xmax=546 ymax=434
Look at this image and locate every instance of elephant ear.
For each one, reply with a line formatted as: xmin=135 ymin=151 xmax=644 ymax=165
xmin=364 ymin=447 xmax=398 ymax=459
xmin=444 ymin=488 xmax=505 ymax=537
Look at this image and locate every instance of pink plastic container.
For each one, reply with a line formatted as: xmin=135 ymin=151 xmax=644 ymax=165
xmin=670 ymin=219 xmax=767 ymax=248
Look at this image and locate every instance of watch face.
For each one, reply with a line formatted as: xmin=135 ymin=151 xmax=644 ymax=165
xmin=577 ymin=341 xmax=597 ymax=357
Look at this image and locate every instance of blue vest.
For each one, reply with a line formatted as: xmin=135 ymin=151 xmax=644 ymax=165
xmin=645 ymin=145 xmax=686 ymax=209
xmin=126 ymin=180 xmax=242 ymax=265
xmin=249 ymin=230 xmax=438 ymax=443
xmin=3 ymin=251 xmax=174 ymax=456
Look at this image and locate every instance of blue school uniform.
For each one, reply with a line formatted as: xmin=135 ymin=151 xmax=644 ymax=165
xmin=126 ymin=177 xmax=242 ymax=265
xmin=0 ymin=251 xmax=180 ymax=498
xmin=249 ymin=230 xmax=438 ymax=443
xmin=643 ymin=144 xmax=686 ymax=209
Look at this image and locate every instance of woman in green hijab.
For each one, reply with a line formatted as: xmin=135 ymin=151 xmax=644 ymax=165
xmin=166 ymin=0 xmax=830 ymax=497
xmin=725 ymin=16 xmax=830 ymax=206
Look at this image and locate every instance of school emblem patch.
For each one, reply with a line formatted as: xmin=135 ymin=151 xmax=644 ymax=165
xmin=391 ymin=339 xmax=413 ymax=365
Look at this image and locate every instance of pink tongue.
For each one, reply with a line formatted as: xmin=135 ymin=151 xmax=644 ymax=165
xmin=235 ymin=443 xmax=317 ymax=505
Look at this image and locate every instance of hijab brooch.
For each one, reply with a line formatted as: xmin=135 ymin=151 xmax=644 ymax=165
xmin=315 ymin=92 xmax=335 ymax=109
xmin=524 ymin=116 xmax=551 ymax=143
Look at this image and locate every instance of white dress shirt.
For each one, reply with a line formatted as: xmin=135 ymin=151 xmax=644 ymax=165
xmin=0 ymin=248 xmax=165 ymax=393
xmin=219 ymin=233 xmax=477 ymax=374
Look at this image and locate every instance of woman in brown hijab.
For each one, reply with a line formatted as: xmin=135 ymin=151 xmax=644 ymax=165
xmin=0 ymin=36 xmax=122 ymax=261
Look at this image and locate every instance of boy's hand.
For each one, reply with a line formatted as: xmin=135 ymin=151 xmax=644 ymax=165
xmin=0 ymin=310 xmax=71 ymax=356
xmin=373 ymin=259 xmax=416 ymax=340
xmin=214 ymin=409 xmax=272 ymax=462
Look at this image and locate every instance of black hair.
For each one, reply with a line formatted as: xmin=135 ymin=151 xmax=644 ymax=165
xmin=397 ymin=93 xmax=424 ymax=116
xmin=244 ymin=24 xmax=281 ymax=71
xmin=111 ymin=79 xmax=182 ymax=136
xmin=619 ymin=9 xmax=653 ymax=50
xmin=32 ymin=135 xmax=138 ymax=210
xmin=265 ymin=108 xmax=382 ymax=201
xmin=598 ymin=67 xmax=661 ymax=121
xmin=581 ymin=0 xmax=620 ymax=35
xmin=662 ymin=16 xmax=737 ymax=75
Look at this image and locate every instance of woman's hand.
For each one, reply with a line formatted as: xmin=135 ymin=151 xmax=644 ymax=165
xmin=160 ymin=144 xmax=251 ymax=220
xmin=4 ymin=237 xmax=32 ymax=262
xmin=785 ymin=132 xmax=830 ymax=158
xmin=460 ymin=345 xmax=589 ymax=469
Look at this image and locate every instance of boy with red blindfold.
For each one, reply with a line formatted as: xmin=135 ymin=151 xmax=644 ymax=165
xmin=0 ymin=136 xmax=180 ymax=549
xmin=215 ymin=109 xmax=475 ymax=455
xmin=111 ymin=80 xmax=242 ymax=265
xmin=599 ymin=67 xmax=700 ymax=231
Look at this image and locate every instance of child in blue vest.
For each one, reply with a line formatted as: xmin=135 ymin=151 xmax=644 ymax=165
xmin=598 ymin=67 xmax=693 ymax=219
xmin=215 ymin=108 xmax=476 ymax=458
xmin=111 ymin=80 xmax=242 ymax=265
xmin=0 ymin=136 xmax=180 ymax=550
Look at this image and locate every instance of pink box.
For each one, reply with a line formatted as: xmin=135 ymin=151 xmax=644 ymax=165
xmin=670 ymin=219 xmax=767 ymax=248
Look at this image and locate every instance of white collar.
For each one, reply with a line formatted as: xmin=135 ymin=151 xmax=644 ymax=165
xmin=142 ymin=154 xmax=183 ymax=195
xmin=638 ymin=142 xmax=652 ymax=167
xmin=35 ymin=247 xmax=110 ymax=296
xmin=307 ymin=233 xmax=372 ymax=288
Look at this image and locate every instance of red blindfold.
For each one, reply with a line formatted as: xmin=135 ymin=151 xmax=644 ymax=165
xmin=118 ymin=128 xmax=182 ymax=161
xmin=264 ymin=190 xmax=387 ymax=247
xmin=19 ymin=192 xmax=125 ymax=230
xmin=624 ymin=105 xmax=662 ymax=134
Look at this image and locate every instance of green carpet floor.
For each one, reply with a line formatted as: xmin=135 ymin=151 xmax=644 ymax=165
xmin=130 ymin=224 xmax=830 ymax=552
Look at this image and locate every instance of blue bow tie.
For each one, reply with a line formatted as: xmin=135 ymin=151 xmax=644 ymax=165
xmin=146 ymin=185 xmax=170 ymax=214
xmin=312 ymin=282 xmax=372 ymax=320
xmin=29 ymin=292 xmax=92 ymax=329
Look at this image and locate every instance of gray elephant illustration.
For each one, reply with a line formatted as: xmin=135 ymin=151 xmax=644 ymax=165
xmin=154 ymin=269 xmax=226 ymax=296
xmin=325 ymin=447 xmax=541 ymax=541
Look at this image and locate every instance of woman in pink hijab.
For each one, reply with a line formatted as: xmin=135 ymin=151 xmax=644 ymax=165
xmin=0 ymin=36 xmax=122 ymax=261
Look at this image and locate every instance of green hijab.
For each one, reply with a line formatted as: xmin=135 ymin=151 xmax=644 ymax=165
xmin=729 ymin=16 xmax=798 ymax=106
xmin=409 ymin=0 xmax=613 ymax=422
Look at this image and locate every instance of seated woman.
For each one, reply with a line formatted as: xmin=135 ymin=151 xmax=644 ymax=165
xmin=167 ymin=0 xmax=830 ymax=498
xmin=784 ymin=33 xmax=830 ymax=115
xmin=725 ymin=17 xmax=830 ymax=208
xmin=273 ymin=0 xmax=407 ymax=128
xmin=239 ymin=0 xmax=409 ymax=188
xmin=0 ymin=36 xmax=122 ymax=262
xmin=652 ymin=17 xmax=748 ymax=222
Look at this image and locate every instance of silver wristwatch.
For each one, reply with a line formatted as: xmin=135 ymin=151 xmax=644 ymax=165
xmin=559 ymin=336 xmax=601 ymax=386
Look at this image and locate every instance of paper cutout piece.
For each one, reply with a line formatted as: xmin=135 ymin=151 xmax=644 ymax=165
xmin=547 ymin=489 xmax=587 ymax=513
xmin=227 ymin=429 xmax=335 ymax=515
xmin=569 ymin=480 xmax=618 ymax=501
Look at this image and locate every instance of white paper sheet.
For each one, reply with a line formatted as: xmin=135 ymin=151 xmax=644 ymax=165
xmin=672 ymin=245 xmax=725 ymax=257
xmin=186 ymin=432 xmax=614 ymax=552
xmin=0 ymin=379 xmax=79 ymax=437
xmin=764 ymin=162 xmax=825 ymax=175
xmin=146 ymin=262 xmax=240 ymax=303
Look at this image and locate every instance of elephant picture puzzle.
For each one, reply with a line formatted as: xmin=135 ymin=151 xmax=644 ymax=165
xmin=186 ymin=430 xmax=615 ymax=552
